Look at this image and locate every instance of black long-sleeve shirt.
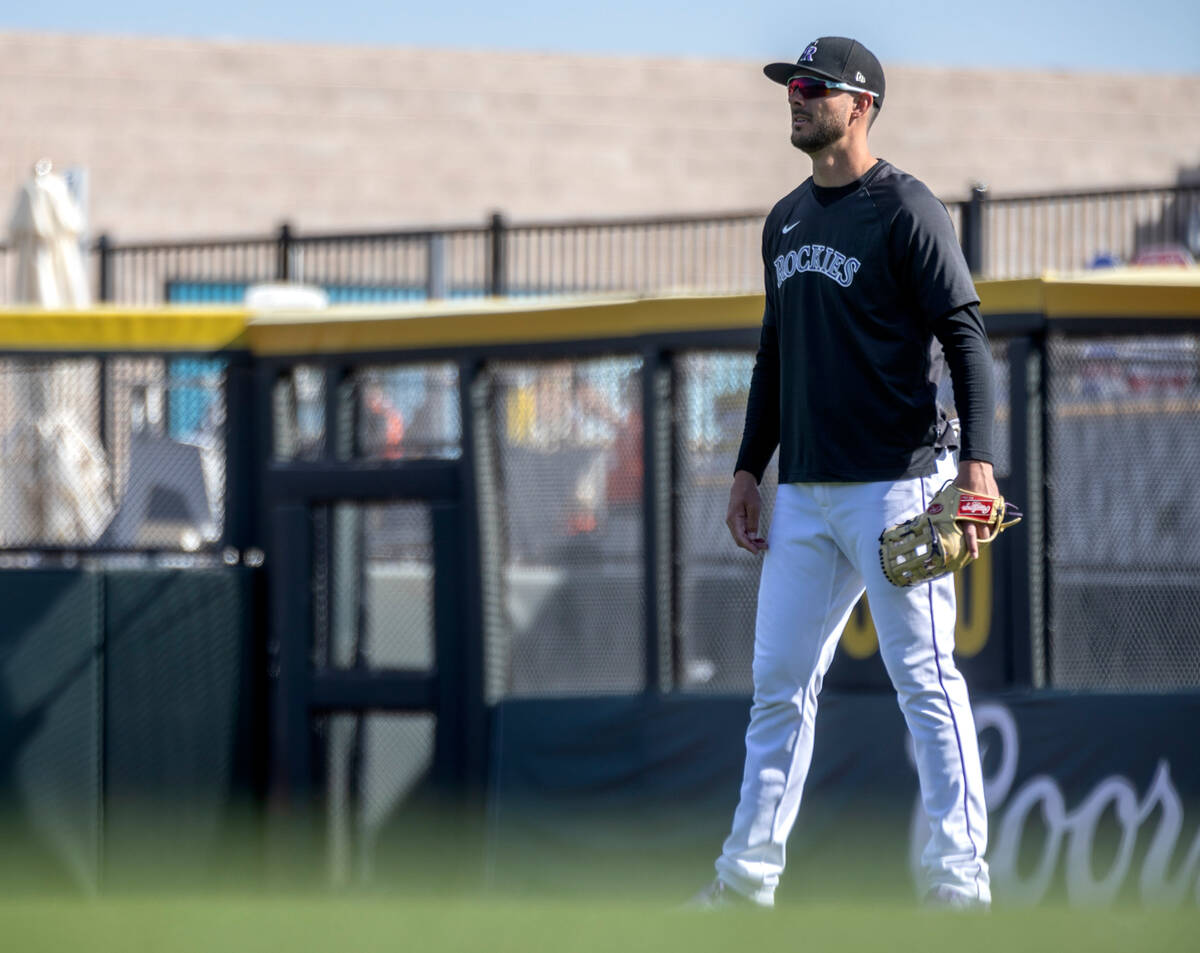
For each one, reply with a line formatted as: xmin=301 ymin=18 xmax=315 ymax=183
xmin=735 ymin=159 xmax=994 ymax=483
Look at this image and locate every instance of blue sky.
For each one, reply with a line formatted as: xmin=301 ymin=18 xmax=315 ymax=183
xmin=3 ymin=0 xmax=1199 ymax=73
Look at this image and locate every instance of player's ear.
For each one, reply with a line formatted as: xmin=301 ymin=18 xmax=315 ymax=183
xmin=849 ymin=93 xmax=877 ymax=132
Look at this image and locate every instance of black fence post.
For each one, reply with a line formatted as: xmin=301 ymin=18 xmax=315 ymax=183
xmin=277 ymin=222 xmax=293 ymax=282
xmin=96 ymin=233 xmax=112 ymax=303
xmin=488 ymin=212 xmax=507 ymax=297
xmin=961 ymin=183 xmax=988 ymax=275
xmin=1036 ymin=327 xmax=1052 ymax=688
xmin=267 ymin=502 xmax=314 ymax=806
xmin=641 ymin=349 xmax=670 ymax=693
xmin=1004 ymin=336 xmax=1034 ymax=688
xmin=426 ymin=232 xmax=447 ymax=300
xmin=454 ymin=356 xmax=488 ymax=791
xmin=223 ymin=352 xmax=258 ymax=553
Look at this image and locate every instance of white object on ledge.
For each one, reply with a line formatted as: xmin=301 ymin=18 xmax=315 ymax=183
xmin=244 ymin=282 xmax=329 ymax=311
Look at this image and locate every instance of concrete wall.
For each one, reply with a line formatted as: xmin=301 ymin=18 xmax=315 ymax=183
xmin=2 ymin=31 xmax=1198 ymax=241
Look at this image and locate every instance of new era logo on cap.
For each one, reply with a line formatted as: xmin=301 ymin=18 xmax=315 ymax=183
xmin=763 ymin=36 xmax=886 ymax=106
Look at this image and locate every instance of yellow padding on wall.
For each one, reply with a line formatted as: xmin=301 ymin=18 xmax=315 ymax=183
xmin=978 ymin=269 xmax=1200 ymax=317
xmin=0 ymin=273 xmax=1196 ymax=355
xmin=0 ymin=308 xmax=250 ymax=350
xmin=976 ymin=279 xmax=1044 ymax=314
xmin=245 ymin=293 xmax=766 ymax=355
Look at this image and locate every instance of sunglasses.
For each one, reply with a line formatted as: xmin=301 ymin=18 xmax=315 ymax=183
xmin=787 ymin=76 xmax=877 ymax=101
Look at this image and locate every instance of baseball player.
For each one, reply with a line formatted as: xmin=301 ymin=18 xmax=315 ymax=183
xmin=692 ymin=37 xmax=997 ymax=909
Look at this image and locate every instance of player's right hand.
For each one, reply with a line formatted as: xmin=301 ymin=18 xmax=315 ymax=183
xmin=727 ymin=470 xmax=768 ymax=555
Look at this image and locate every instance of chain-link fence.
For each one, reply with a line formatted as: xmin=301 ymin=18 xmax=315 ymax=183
xmin=1047 ymin=334 xmax=1200 ymax=691
xmin=311 ymin=502 xmax=435 ymax=674
xmin=315 ymin=712 xmax=435 ymax=885
xmin=351 ymin=365 xmax=462 ymax=462
xmin=0 ymin=356 xmax=227 ymax=553
xmin=271 ymin=361 xmax=462 ymax=464
xmin=672 ymin=352 xmax=775 ymax=691
xmin=6 ymin=322 xmax=1200 ymax=703
xmin=477 ymin=357 xmax=647 ymax=699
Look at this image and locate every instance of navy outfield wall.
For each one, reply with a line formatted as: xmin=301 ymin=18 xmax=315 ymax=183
xmin=0 ymin=567 xmax=266 ymax=890
xmin=485 ymin=692 xmax=1200 ymax=907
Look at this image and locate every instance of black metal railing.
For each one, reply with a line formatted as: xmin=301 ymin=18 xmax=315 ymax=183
xmin=501 ymin=211 xmax=765 ymax=296
xmin=1 ymin=183 xmax=1196 ymax=306
xmin=78 ymin=210 xmax=767 ymax=306
xmin=975 ymin=182 xmax=1200 ymax=277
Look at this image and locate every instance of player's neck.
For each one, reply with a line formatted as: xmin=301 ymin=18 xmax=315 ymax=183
xmin=809 ymin=141 xmax=877 ymax=189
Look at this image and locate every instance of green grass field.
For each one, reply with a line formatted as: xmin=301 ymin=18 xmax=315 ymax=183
xmin=2 ymin=805 xmax=1195 ymax=952
xmin=1 ymin=894 xmax=1196 ymax=953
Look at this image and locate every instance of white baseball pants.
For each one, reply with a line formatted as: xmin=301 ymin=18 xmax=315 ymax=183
xmin=714 ymin=451 xmax=990 ymax=906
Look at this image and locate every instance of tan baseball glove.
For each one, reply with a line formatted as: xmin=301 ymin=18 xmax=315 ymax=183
xmin=879 ymin=482 xmax=1022 ymax=587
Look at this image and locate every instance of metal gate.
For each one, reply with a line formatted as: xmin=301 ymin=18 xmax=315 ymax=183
xmin=258 ymin=358 xmax=485 ymax=880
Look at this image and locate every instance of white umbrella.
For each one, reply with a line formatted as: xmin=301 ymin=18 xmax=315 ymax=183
xmin=0 ymin=160 xmax=109 ymax=548
xmin=8 ymin=158 xmax=90 ymax=308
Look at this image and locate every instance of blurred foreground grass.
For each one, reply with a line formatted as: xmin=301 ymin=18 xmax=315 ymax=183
xmin=0 ymin=893 xmax=1196 ymax=953
xmin=2 ymin=801 xmax=1196 ymax=952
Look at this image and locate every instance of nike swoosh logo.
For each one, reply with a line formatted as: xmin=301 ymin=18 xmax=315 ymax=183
xmin=782 ymin=221 xmax=800 ymax=234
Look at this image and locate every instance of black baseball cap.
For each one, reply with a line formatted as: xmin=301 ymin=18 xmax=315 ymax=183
xmin=764 ymin=37 xmax=885 ymax=107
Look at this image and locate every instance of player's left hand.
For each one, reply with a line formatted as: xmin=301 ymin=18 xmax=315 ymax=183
xmin=953 ymin=459 xmax=999 ymax=559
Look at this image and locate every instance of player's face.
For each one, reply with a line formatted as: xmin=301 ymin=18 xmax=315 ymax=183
xmin=788 ymin=86 xmax=854 ymax=154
